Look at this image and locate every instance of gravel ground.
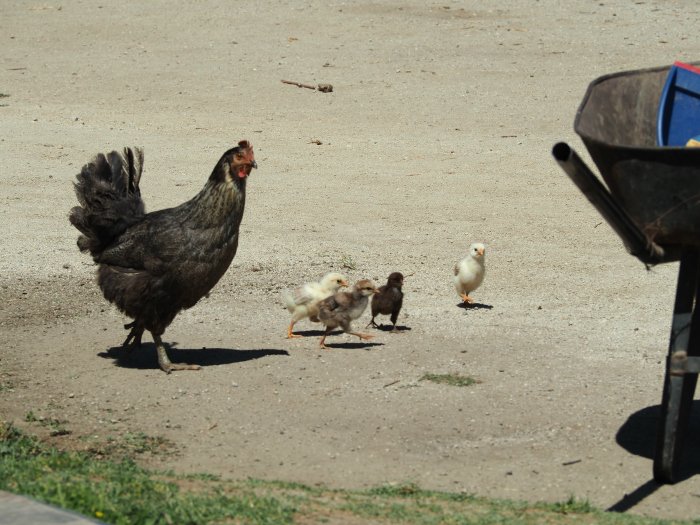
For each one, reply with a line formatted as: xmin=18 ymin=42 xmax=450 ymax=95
xmin=2 ymin=0 xmax=700 ymax=519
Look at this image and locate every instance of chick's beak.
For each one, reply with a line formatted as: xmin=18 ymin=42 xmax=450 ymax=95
xmin=477 ymin=247 xmax=484 ymax=256
xmin=340 ymin=280 xmax=349 ymax=287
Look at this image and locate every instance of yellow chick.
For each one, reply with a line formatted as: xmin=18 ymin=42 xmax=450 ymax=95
xmin=282 ymin=272 xmax=348 ymax=338
xmin=454 ymin=243 xmax=486 ymax=304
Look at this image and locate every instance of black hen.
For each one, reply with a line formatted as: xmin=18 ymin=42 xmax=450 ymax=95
xmin=69 ymin=141 xmax=257 ymax=373
xmin=367 ymin=272 xmax=404 ymax=331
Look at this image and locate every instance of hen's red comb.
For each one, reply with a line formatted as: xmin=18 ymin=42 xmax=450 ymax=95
xmin=237 ymin=140 xmax=254 ymax=162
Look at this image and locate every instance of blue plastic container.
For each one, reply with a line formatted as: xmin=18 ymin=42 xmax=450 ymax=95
xmin=657 ymin=61 xmax=700 ymax=146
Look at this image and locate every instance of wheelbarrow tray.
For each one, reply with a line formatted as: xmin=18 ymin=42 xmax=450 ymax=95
xmin=574 ymin=64 xmax=700 ymax=248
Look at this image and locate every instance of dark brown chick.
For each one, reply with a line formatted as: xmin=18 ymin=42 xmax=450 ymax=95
xmin=367 ymin=272 xmax=404 ymax=331
xmin=317 ymin=279 xmax=378 ymax=349
xmin=69 ymin=141 xmax=257 ymax=373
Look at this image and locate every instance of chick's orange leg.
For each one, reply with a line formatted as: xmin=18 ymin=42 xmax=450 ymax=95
xmin=286 ymin=321 xmax=302 ymax=339
xmin=350 ymin=331 xmax=374 ymax=342
xmin=319 ymin=334 xmax=329 ymax=349
xmin=153 ymin=334 xmax=201 ymax=374
xmin=459 ymin=293 xmax=474 ymax=304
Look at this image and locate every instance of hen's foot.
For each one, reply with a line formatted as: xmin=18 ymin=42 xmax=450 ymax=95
xmin=365 ymin=319 xmax=379 ymax=329
xmin=154 ymin=335 xmax=201 ymax=374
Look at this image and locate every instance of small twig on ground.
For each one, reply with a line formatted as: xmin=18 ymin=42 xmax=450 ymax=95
xmin=383 ymin=379 xmax=401 ymax=388
xmin=281 ymin=80 xmax=333 ymax=92
xmin=562 ymin=459 xmax=582 ymax=466
xmin=282 ymin=79 xmax=317 ymax=90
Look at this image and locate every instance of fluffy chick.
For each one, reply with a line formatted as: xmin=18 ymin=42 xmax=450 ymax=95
xmin=367 ymin=272 xmax=404 ymax=331
xmin=282 ymin=272 xmax=348 ymax=338
xmin=318 ymin=279 xmax=378 ymax=349
xmin=454 ymin=243 xmax=486 ymax=304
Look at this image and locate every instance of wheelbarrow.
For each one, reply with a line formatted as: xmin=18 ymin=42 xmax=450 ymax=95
xmin=552 ymin=63 xmax=700 ymax=483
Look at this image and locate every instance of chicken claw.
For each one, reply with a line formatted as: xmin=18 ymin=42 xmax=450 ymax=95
xmin=154 ymin=335 xmax=201 ymax=374
xmin=286 ymin=323 xmax=303 ymax=339
xmin=459 ymin=293 xmax=474 ymax=304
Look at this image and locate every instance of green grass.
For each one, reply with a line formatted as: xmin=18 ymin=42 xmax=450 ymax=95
xmin=420 ymin=372 xmax=480 ymax=387
xmin=0 ymin=421 xmax=697 ymax=525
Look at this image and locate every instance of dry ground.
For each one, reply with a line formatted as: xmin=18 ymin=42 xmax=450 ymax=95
xmin=2 ymin=0 xmax=700 ymax=520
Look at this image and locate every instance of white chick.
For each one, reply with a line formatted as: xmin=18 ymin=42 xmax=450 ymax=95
xmin=282 ymin=272 xmax=348 ymax=338
xmin=454 ymin=243 xmax=486 ymax=304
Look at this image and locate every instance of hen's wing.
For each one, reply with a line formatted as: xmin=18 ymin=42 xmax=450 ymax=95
xmin=97 ymin=206 xmax=238 ymax=277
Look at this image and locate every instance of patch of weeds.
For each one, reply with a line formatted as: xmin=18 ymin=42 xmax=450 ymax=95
xmin=0 ymin=93 xmax=8 ymax=107
xmin=545 ymin=495 xmax=596 ymax=514
xmin=23 ymin=411 xmax=70 ymax=436
xmin=87 ymin=432 xmax=176 ymax=459
xmin=419 ymin=372 xmax=480 ymax=387
xmin=340 ymin=254 xmax=357 ymax=270
xmin=368 ymin=483 xmax=422 ymax=497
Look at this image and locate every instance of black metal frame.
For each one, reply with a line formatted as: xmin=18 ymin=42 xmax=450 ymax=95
xmin=654 ymin=250 xmax=700 ymax=482
xmin=553 ymin=142 xmax=698 ymax=483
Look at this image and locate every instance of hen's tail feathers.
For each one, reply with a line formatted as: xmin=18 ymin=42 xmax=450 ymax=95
xmin=69 ymin=147 xmax=145 ymax=258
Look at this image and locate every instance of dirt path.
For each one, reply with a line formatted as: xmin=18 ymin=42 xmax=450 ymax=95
xmin=2 ymin=0 xmax=700 ymax=519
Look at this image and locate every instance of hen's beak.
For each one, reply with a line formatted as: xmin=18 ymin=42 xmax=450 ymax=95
xmin=251 ymin=160 xmax=258 ymax=170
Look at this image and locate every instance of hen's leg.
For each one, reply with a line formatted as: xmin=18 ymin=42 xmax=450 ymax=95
xmin=152 ymin=333 xmax=201 ymax=374
xmin=122 ymin=321 xmax=144 ymax=351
